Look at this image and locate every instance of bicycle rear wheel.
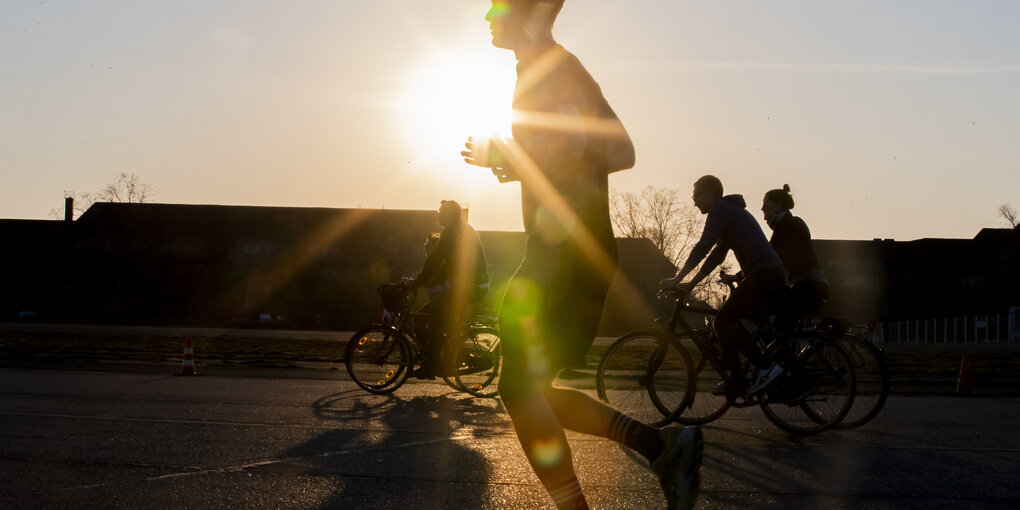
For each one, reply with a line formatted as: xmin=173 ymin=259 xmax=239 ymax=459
xmin=836 ymin=334 xmax=889 ymax=428
xmin=449 ymin=327 xmax=502 ymax=398
xmin=759 ymin=333 xmax=855 ymax=435
xmin=596 ymin=331 xmax=694 ymax=427
xmin=345 ymin=327 xmax=412 ymax=394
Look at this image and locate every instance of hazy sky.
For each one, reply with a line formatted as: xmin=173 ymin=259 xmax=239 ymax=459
xmin=2 ymin=1 xmax=1018 ymax=241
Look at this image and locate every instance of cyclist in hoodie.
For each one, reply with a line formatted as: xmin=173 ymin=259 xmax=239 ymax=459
xmin=660 ymin=175 xmax=788 ymax=400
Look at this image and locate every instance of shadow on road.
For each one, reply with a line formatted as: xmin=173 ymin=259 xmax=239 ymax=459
xmin=699 ymin=421 xmax=1020 ymax=508
xmin=280 ymin=388 xmax=509 ymax=508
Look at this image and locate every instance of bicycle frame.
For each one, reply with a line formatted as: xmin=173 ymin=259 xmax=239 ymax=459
xmin=347 ymin=283 xmax=503 ymax=397
xmin=378 ymin=285 xmax=497 ymax=372
xmin=664 ymin=295 xmax=753 ymax=389
xmin=604 ymin=275 xmax=856 ymax=432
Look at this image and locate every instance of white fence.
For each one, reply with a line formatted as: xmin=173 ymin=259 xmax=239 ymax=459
xmin=870 ymin=308 xmax=1019 ymax=345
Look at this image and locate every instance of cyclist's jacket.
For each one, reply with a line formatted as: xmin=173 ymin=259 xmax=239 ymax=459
xmin=768 ymin=211 xmax=827 ymax=286
xmin=682 ymin=194 xmax=783 ymax=276
xmin=416 ymin=220 xmax=489 ymax=296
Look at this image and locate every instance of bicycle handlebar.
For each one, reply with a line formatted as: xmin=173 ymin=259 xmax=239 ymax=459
xmin=717 ymin=270 xmax=739 ymax=290
xmin=656 ymin=287 xmax=688 ymax=300
xmin=657 ymin=285 xmax=717 ymax=316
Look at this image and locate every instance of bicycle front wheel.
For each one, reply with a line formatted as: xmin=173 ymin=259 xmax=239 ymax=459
xmin=672 ymin=331 xmax=731 ymax=425
xmin=596 ymin=331 xmax=694 ymax=427
xmin=676 ymin=328 xmax=710 ymax=376
xmin=759 ymin=333 xmax=856 ymax=435
xmin=449 ymin=327 xmax=502 ymax=398
xmin=836 ymin=334 xmax=889 ymax=428
xmin=345 ymin=327 xmax=412 ymax=394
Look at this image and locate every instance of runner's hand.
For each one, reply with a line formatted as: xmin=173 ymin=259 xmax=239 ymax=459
xmin=462 ymin=136 xmax=501 ymax=167
xmin=463 ymin=136 xmax=516 ymax=181
xmin=491 ymin=166 xmax=518 ymax=182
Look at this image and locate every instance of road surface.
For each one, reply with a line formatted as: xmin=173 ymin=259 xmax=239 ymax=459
xmin=1 ymin=366 xmax=1018 ymax=509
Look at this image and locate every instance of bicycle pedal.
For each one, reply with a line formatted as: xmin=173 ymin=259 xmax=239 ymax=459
xmin=729 ymin=395 xmax=757 ymax=408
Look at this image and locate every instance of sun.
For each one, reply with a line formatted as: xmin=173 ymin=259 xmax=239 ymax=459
xmin=395 ymin=49 xmax=516 ymax=169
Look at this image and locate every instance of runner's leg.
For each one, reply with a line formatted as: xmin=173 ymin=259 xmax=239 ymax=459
xmin=498 ymin=345 xmax=588 ymax=509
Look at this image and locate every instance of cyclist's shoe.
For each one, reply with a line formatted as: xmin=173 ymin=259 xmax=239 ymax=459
xmin=650 ymin=425 xmax=703 ymax=510
xmin=413 ymin=367 xmax=436 ymax=380
xmin=461 ymin=352 xmax=493 ymax=373
xmin=747 ymin=364 xmax=782 ymax=395
xmin=434 ymin=365 xmax=458 ymax=378
xmin=429 ymin=357 xmax=460 ymax=378
xmin=710 ymin=380 xmax=745 ymax=402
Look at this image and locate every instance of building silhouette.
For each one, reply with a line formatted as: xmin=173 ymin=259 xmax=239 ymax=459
xmin=816 ymin=228 xmax=1020 ymax=323
xmin=2 ymin=202 xmax=1016 ymax=339
xmin=0 ymin=202 xmax=674 ymax=334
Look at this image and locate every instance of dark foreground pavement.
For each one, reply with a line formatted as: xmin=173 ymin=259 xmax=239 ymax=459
xmin=2 ymin=366 xmax=1019 ymax=509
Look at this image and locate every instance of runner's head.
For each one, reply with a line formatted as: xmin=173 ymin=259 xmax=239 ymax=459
xmin=485 ymin=0 xmax=564 ymax=50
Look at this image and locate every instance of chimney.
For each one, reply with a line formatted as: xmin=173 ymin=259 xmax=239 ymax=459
xmin=64 ymin=196 xmax=74 ymax=222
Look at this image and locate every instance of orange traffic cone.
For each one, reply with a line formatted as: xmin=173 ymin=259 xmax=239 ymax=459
xmin=177 ymin=337 xmax=199 ymax=376
xmin=955 ymin=354 xmax=974 ymax=396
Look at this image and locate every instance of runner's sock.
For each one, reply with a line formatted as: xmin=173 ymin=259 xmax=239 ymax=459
xmin=548 ymin=476 xmax=588 ymax=510
xmin=608 ymin=412 xmax=663 ymax=462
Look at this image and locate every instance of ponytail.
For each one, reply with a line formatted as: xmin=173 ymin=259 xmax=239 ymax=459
xmin=764 ymin=184 xmax=795 ymax=210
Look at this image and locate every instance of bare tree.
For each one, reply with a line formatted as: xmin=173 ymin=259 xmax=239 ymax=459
xmin=52 ymin=173 xmax=156 ymax=219
xmin=611 ymin=186 xmax=702 ymax=266
xmin=999 ymin=203 xmax=1018 ymax=228
xmin=611 ymin=185 xmax=732 ymax=307
xmin=85 ymin=172 xmax=155 ymax=207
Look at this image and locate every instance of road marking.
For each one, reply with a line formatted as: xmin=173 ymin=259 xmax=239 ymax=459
xmin=0 ymin=411 xmax=515 ymax=438
xmin=55 ymin=430 xmax=488 ymax=491
xmin=148 ymin=433 xmax=481 ymax=481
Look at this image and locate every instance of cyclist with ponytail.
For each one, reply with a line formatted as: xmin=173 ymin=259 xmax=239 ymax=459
xmin=761 ymin=184 xmax=829 ymax=326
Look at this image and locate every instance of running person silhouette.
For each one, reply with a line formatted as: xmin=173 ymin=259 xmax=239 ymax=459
xmin=462 ymin=2 xmax=701 ymax=509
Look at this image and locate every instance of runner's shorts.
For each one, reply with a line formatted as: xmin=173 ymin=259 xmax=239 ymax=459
xmin=499 ymin=235 xmax=618 ymax=371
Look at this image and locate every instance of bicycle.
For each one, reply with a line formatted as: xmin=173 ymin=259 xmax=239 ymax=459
xmin=597 ymin=273 xmax=857 ymax=434
xmin=345 ymin=283 xmax=502 ymax=397
xmin=817 ymin=318 xmax=890 ymax=428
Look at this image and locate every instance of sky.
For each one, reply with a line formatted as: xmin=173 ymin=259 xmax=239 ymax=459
xmin=2 ymin=0 xmax=1018 ymax=241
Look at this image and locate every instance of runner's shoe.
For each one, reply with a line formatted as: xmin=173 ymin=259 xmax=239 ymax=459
xmin=650 ymin=426 xmax=703 ymax=510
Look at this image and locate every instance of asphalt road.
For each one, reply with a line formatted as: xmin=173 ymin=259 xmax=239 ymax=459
xmin=2 ymin=366 xmax=1018 ymax=509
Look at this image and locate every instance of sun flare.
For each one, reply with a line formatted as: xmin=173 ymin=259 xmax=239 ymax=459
xmin=396 ymin=49 xmax=516 ymax=169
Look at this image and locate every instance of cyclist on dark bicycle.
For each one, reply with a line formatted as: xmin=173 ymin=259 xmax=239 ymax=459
xmin=406 ymin=200 xmax=489 ymax=379
xmin=761 ymin=184 xmax=829 ymax=327
xmin=660 ymin=175 xmax=788 ymax=400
